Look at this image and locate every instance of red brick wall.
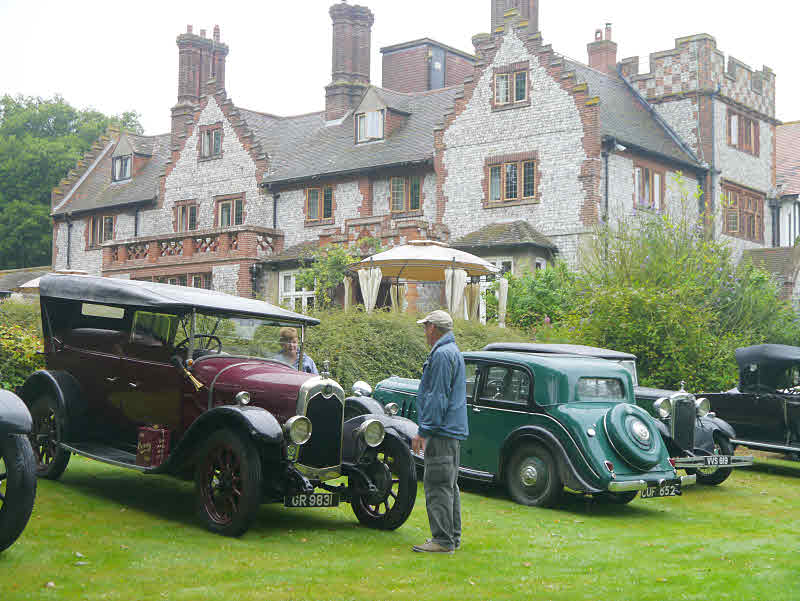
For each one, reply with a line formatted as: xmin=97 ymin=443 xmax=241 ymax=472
xmin=445 ymin=53 xmax=475 ymax=87
xmin=382 ymin=46 xmax=428 ymax=93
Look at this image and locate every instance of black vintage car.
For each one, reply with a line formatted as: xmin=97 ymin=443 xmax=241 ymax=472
xmin=703 ymin=344 xmax=800 ymax=456
xmin=0 ymin=390 xmax=37 ymax=551
xmin=482 ymin=343 xmax=753 ymax=485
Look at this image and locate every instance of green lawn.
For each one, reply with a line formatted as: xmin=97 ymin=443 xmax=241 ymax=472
xmin=2 ymin=453 xmax=799 ymax=601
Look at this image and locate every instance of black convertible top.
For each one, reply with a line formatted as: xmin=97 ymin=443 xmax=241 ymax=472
xmin=38 ymin=274 xmax=320 ymax=325
xmin=482 ymin=342 xmax=636 ymax=361
xmin=734 ymin=344 xmax=800 ymax=368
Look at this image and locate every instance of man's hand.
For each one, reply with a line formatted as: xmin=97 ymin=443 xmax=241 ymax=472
xmin=412 ymin=435 xmax=427 ymax=455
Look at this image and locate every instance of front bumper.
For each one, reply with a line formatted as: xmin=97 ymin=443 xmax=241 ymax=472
xmin=608 ymin=474 xmax=696 ymax=492
xmin=672 ymin=455 xmax=754 ymax=469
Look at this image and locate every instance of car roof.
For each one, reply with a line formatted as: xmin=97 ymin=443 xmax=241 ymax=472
xmin=482 ymin=342 xmax=636 ymax=361
xmin=38 ymin=274 xmax=320 ymax=325
xmin=464 ymin=350 xmax=633 ymax=378
xmin=735 ymin=344 xmax=800 ymax=368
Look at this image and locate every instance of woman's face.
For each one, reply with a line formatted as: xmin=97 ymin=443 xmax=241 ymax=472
xmin=281 ymin=338 xmax=298 ymax=357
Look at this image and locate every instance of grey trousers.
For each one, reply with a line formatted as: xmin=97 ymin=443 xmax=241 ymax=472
xmin=423 ymin=436 xmax=462 ymax=550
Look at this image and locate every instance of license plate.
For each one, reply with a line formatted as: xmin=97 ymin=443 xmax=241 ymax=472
xmin=284 ymin=493 xmax=339 ymax=508
xmin=703 ymin=455 xmax=730 ymax=466
xmin=641 ymin=483 xmax=681 ymax=499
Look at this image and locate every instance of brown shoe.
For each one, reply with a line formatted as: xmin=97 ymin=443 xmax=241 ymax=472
xmin=412 ymin=541 xmax=454 ymax=553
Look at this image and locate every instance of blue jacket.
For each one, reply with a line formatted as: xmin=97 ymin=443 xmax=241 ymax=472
xmin=417 ymin=331 xmax=468 ymax=440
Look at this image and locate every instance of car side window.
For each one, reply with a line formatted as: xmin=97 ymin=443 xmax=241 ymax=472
xmin=130 ymin=311 xmax=179 ymax=349
xmin=479 ymin=365 xmax=531 ymax=406
xmin=465 ymin=362 xmax=478 ymax=401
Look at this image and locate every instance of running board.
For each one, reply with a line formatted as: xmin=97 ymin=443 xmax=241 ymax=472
xmin=59 ymin=442 xmax=148 ymax=472
xmin=411 ymin=450 xmax=496 ymax=482
xmin=731 ymin=439 xmax=800 ymax=454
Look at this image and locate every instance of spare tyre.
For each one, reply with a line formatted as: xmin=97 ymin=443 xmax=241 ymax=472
xmin=603 ymin=404 xmax=662 ymax=471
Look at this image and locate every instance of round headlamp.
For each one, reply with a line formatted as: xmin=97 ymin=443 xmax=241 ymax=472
xmin=235 ymin=391 xmax=251 ymax=405
xmin=695 ymin=396 xmax=710 ymax=417
xmin=358 ymin=418 xmax=385 ymax=448
xmin=653 ymin=397 xmax=671 ymax=419
xmin=384 ymin=402 xmax=399 ymax=416
xmin=284 ymin=415 xmax=312 ymax=445
xmin=352 ymin=381 xmax=373 ymax=397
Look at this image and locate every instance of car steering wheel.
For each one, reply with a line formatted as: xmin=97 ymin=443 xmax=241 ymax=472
xmin=176 ymin=334 xmax=222 ymax=356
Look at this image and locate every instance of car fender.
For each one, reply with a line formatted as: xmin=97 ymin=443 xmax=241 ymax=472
xmin=344 ymin=395 xmax=386 ymax=418
xmin=158 ymin=405 xmax=284 ymax=474
xmin=695 ymin=414 xmax=736 ymax=450
xmin=499 ymin=426 xmax=603 ymax=494
xmin=0 ymin=390 xmax=33 ymax=435
xmin=342 ymin=413 xmax=418 ymax=463
xmin=17 ymin=370 xmax=86 ymax=440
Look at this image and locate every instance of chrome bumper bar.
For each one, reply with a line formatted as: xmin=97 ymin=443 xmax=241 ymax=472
xmin=673 ymin=455 xmax=754 ymax=469
xmin=608 ymin=474 xmax=696 ymax=492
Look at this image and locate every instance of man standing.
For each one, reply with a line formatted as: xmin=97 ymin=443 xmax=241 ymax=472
xmin=411 ymin=310 xmax=467 ymax=554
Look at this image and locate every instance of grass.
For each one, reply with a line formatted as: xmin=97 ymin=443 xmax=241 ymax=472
xmin=1 ymin=452 xmax=799 ymax=601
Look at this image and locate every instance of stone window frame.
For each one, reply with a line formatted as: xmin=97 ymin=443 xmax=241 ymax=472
xmin=632 ymin=160 xmax=666 ymax=212
xmin=214 ymin=193 xmax=244 ymax=228
xmin=355 ymin=110 xmax=385 ymax=144
xmin=491 ymin=61 xmax=531 ymax=112
xmin=721 ymin=180 xmax=764 ymax=243
xmin=279 ymin=269 xmax=315 ymax=313
xmin=173 ymin=199 xmax=199 ymax=233
xmin=727 ymin=109 xmax=760 ymax=157
xmin=389 ymin=175 xmax=423 ymax=214
xmin=305 ymin=185 xmax=335 ymax=226
xmin=87 ymin=214 xmax=115 ymax=249
xmin=198 ymin=122 xmax=224 ymax=160
xmin=111 ymin=155 xmax=131 ymax=182
xmin=482 ymin=151 xmax=540 ymax=208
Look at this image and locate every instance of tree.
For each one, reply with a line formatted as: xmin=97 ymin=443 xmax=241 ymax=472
xmin=0 ymin=94 xmax=142 ymax=269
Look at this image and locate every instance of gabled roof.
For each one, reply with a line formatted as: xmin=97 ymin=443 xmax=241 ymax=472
xmin=259 ymin=85 xmax=461 ymax=186
xmin=52 ymin=133 xmax=170 ymax=217
xmin=569 ymin=62 xmax=703 ymax=168
xmin=451 ymin=221 xmax=557 ymax=250
xmin=777 ymin=121 xmax=800 ymax=197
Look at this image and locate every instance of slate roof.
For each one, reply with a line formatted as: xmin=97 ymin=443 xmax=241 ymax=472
xmin=259 ymin=86 xmax=461 ymax=186
xmin=742 ymin=247 xmax=800 ymax=291
xmin=0 ymin=266 xmax=52 ymax=291
xmin=569 ymin=62 xmax=702 ymax=168
xmin=777 ymin=121 xmax=800 ymax=197
xmin=52 ymin=133 xmax=170 ymax=217
xmin=451 ymin=221 xmax=557 ymax=250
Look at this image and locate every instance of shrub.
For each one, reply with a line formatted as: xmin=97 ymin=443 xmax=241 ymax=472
xmin=0 ymin=298 xmax=42 ymax=336
xmin=0 ymin=323 xmax=44 ymax=390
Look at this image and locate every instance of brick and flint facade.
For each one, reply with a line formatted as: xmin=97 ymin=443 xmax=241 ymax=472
xmin=50 ymin=1 xmax=780 ymax=308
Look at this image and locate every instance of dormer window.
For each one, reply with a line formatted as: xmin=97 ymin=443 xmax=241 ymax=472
xmin=356 ymin=110 xmax=384 ymax=143
xmin=492 ymin=62 xmax=530 ymax=110
xmin=199 ymin=124 xmax=223 ymax=159
xmin=112 ymin=155 xmax=131 ymax=181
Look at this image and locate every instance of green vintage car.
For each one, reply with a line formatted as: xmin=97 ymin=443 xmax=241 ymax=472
xmin=360 ymin=350 xmax=695 ymax=506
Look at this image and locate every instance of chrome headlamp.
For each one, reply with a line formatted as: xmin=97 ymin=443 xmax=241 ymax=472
xmin=352 ymin=381 xmax=373 ymax=397
xmin=384 ymin=402 xmax=399 ymax=416
xmin=653 ymin=397 xmax=671 ymax=419
xmin=284 ymin=415 xmax=312 ymax=445
xmin=357 ymin=418 xmax=385 ymax=448
xmin=695 ymin=396 xmax=710 ymax=417
xmin=235 ymin=391 xmax=251 ymax=405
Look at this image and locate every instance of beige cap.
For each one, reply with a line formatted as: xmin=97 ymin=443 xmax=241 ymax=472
xmin=416 ymin=310 xmax=453 ymax=330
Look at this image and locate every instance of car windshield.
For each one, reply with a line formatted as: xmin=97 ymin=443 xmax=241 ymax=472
xmin=178 ymin=312 xmax=306 ymax=364
xmin=576 ymin=377 xmax=626 ymax=402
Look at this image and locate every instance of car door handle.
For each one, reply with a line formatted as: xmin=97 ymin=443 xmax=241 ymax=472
xmin=128 ymin=382 xmax=139 ymax=389
xmin=105 ymin=377 xmax=118 ymax=383
xmin=472 ymin=406 xmax=481 ymax=413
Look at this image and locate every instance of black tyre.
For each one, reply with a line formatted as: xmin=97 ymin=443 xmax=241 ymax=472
xmin=194 ymin=429 xmax=262 ymax=536
xmin=693 ymin=436 xmax=734 ymax=486
xmin=506 ymin=443 xmax=563 ymax=507
xmin=351 ymin=435 xmax=417 ymax=530
xmin=0 ymin=434 xmax=37 ymax=551
xmin=28 ymin=395 xmax=70 ymax=480
xmin=596 ymin=491 xmax=638 ymax=504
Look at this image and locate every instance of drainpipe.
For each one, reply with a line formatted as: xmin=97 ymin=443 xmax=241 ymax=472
xmin=602 ymin=142 xmax=610 ymax=223
xmin=65 ymin=213 xmax=73 ymax=270
xmin=709 ymin=85 xmax=720 ymax=218
xmin=267 ymin=184 xmax=279 ymax=229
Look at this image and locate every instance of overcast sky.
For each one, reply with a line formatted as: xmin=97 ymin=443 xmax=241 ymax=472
xmin=1 ymin=0 xmax=794 ymax=135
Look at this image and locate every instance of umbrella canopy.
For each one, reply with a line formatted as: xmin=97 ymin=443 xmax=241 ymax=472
xmin=348 ymin=240 xmax=499 ymax=281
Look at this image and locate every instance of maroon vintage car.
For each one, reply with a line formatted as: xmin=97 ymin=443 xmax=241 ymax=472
xmin=18 ymin=274 xmax=417 ymax=536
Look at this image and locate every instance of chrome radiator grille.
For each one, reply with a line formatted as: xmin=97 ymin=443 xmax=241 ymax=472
xmin=297 ymin=393 xmax=343 ymax=469
xmin=671 ymin=396 xmax=696 ymax=451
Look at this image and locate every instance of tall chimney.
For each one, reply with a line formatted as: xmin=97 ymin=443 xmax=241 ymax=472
xmin=325 ymin=2 xmax=374 ymax=121
xmin=587 ymin=23 xmax=618 ymax=75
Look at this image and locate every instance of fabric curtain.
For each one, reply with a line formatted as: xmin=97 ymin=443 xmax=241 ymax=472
xmin=464 ymin=282 xmax=481 ymax=321
xmin=358 ymin=267 xmax=382 ymax=313
xmin=497 ymin=277 xmax=509 ymax=328
xmin=343 ymin=277 xmax=352 ymax=312
xmin=444 ymin=267 xmax=467 ymax=318
xmin=389 ymin=282 xmax=406 ymax=312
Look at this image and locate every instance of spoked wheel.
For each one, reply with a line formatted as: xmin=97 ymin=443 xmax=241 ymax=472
xmin=28 ymin=395 xmax=70 ymax=480
xmin=0 ymin=434 xmax=37 ymax=551
xmin=195 ymin=429 xmax=262 ymax=536
xmin=351 ymin=435 xmax=417 ymax=530
xmin=692 ymin=437 xmax=734 ymax=486
xmin=506 ymin=442 xmax=563 ymax=507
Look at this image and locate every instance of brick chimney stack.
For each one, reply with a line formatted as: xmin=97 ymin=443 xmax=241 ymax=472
xmin=325 ymin=2 xmax=375 ymax=121
xmin=490 ymin=0 xmax=539 ymax=36
xmin=587 ymin=23 xmax=618 ymax=75
xmin=171 ymin=24 xmax=229 ymax=147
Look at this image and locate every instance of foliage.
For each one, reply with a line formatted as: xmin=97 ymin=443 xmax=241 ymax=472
xmin=303 ymin=308 xmax=529 ymax=392
xmin=295 ymin=238 xmax=382 ymax=309
xmin=0 ymin=322 xmax=44 ymax=389
xmin=0 ymin=94 xmax=143 ymax=270
xmin=0 ymin=298 xmax=43 ymax=336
